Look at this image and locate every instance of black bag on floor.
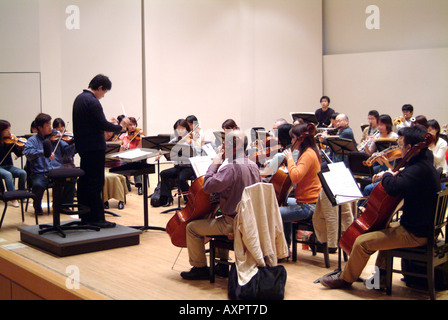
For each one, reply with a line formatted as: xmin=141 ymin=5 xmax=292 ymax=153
xmin=401 ymin=258 xmax=448 ymax=291
xmin=228 ymin=264 xmax=287 ymax=300
xmin=150 ymin=182 xmax=162 ymax=207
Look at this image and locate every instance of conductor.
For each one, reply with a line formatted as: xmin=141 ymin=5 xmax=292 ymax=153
xmin=72 ymin=74 xmax=130 ymax=228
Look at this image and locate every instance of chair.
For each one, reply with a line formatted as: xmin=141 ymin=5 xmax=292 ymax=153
xmin=347 ymin=151 xmax=374 ymax=191
xmin=385 ymin=188 xmax=448 ymax=300
xmin=209 ymin=235 xmax=234 ymax=283
xmin=0 ymin=178 xmax=38 ymax=230
xmin=292 ymin=220 xmax=330 ymax=268
xmin=38 ymin=168 xmax=100 ymax=238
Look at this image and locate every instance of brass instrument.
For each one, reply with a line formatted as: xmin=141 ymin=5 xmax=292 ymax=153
xmin=394 ymin=116 xmax=404 ymax=126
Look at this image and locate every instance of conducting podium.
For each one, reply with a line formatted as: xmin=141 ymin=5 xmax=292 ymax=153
xmin=108 ymin=148 xmax=165 ymax=232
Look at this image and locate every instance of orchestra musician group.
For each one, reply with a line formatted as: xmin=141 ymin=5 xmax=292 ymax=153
xmin=2 ymin=75 xmax=448 ymax=296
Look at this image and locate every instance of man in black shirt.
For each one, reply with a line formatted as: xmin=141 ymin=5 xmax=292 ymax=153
xmin=73 ymin=74 xmax=129 ymax=228
xmin=320 ymin=126 xmax=440 ymax=290
xmin=315 ymin=96 xmax=335 ymax=128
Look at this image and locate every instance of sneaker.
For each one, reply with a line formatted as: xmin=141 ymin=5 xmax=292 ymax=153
xmin=10 ymin=200 xmax=20 ymax=208
xmin=320 ymin=273 xmax=352 ymax=289
xmin=180 ymin=266 xmax=210 ymax=280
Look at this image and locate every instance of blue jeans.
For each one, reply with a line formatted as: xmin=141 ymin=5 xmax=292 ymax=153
xmin=280 ymin=197 xmax=316 ymax=246
xmin=0 ymin=165 xmax=27 ymax=191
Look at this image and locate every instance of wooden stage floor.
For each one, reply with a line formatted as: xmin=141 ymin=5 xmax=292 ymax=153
xmin=0 ymin=163 xmax=446 ymax=301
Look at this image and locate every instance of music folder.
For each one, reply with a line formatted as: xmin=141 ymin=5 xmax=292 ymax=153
xmin=318 ymin=162 xmax=363 ymax=206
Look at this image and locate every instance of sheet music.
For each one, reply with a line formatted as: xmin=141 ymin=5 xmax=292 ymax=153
xmin=202 ymin=143 xmax=217 ymax=158
xmin=189 ymin=156 xmax=213 ymax=177
xmin=322 ymin=162 xmax=363 ymax=204
xmin=113 ymin=148 xmax=154 ymax=160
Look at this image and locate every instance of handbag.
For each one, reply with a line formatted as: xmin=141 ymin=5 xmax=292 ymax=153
xmin=228 ymin=264 xmax=287 ymax=300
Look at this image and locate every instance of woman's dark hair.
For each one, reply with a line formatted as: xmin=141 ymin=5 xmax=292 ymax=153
xmin=173 ymin=119 xmax=190 ymax=138
xmin=0 ymin=120 xmax=11 ymax=143
xmin=378 ymin=114 xmax=393 ymax=134
xmin=277 ymin=123 xmax=293 ymax=148
xmin=412 ymin=115 xmax=428 ymax=129
xmin=221 ymin=119 xmax=239 ymax=130
xmin=428 ymin=119 xmax=441 ymax=144
xmin=52 ymin=117 xmax=66 ymax=129
xmin=88 ymin=74 xmax=112 ymax=91
xmin=290 ymin=123 xmax=321 ymax=163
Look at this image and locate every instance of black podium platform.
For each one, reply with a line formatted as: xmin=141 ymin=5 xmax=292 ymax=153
xmin=18 ymin=222 xmax=140 ymax=257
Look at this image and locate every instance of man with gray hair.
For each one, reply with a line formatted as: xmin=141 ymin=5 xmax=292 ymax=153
xmin=180 ymin=130 xmax=261 ymax=280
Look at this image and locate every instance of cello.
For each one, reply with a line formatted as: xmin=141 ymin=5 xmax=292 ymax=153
xmin=166 ymin=176 xmax=218 ymax=247
xmin=339 ymin=133 xmax=433 ymax=255
xmin=270 ymin=123 xmax=316 ymax=206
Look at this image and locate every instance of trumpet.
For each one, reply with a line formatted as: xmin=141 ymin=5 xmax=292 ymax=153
xmin=394 ymin=116 xmax=404 ymax=126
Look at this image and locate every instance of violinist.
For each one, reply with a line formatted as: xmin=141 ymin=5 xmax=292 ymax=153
xmin=427 ymin=119 xmax=448 ymax=179
xmin=279 ymin=123 xmax=322 ymax=251
xmin=186 ymin=115 xmax=205 ymax=148
xmin=180 ymin=130 xmax=261 ymax=280
xmin=321 ymin=126 xmax=440 ymax=290
xmin=120 ymin=117 xmax=143 ymax=195
xmin=0 ymin=120 xmax=27 ymax=207
xmin=52 ymin=118 xmax=75 ymax=168
xmin=24 ymin=113 xmax=76 ymax=215
xmin=157 ymin=119 xmax=196 ymax=207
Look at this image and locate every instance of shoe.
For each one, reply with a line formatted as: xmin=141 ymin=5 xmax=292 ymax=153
xmin=87 ymin=220 xmax=116 ymax=229
xmin=118 ymin=201 xmax=124 ymax=210
xmin=162 ymin=197 xmax=174 ymax=207
xmin=214 ymin=262 xmax=229 ymax=278
xmin=10 ymin=200 xmax=20 ymax=208
xmin=34 ymin=207 xmax=44 ymax=216
xmin=104 ymin=201 xmax=109 ymax=209
xmin=180 ymin=266 xmax=210 ymax=280
xmin=328 ymin=247 xmax=338 ymax=254
xmin=138 ymin=186 xmax=143 ymax=195
xmin=320 ymin=273 xmax=352 ymax=289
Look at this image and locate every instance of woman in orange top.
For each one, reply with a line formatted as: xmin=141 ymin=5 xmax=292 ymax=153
xmin=280 ymin=123 xmax=322 ymax=247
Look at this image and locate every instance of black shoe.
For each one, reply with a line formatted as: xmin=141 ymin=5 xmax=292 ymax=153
xmin=118 ymin=201 xmax=124 ymax=210
xmin=162 ymin=197 xmax=174 ymax=207
xmin=87 ymin=220 xmax=116 ymax=229
xmin=104 ymin=201 xmax=109 ymax=209
xmin=214 ymin=262 xmax=229 ymax=278
xmin=320 ymin=273 xmax=352 ymax=289
xmin=180 ymin=266 xmax=210 ymax=280
xmin=138 ymin=187 xmax=143 ymax=195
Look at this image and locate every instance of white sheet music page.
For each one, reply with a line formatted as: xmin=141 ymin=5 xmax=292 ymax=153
xmin=323 ymin=162 xmax=363 ymax=204
xmin=118 ymin=148 xmax=153 ymax=160
xmin=189 ymin=156 xmax=213 ymax=177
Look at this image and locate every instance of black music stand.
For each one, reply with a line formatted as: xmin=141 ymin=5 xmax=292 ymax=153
xmin=326 ymin=136 xmax=357 ymax=164
xmin=158 ymin=142 xmax=194 ymax=214
xmin=142 ymin=135 xmax=171 ymax=184
xmin=375 ymin=139 xmax=397 ymax=152
xmin=315 ymin=163 xmax=363 ymax=283
xmin=290 ymin=112 xmax=318 ymax=125
xmin=108 ymin=148 xmax=165 ymax=232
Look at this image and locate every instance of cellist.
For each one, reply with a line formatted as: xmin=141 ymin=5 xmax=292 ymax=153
xmin=321 ymin=125 xmax=440 ymax=290
xmin=180 ymin=130 xmax=261 ymax=280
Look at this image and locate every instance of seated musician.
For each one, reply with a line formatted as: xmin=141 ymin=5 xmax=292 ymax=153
xmin=180 ymin=130 xmax=261 ymax=280
xmin=259 ymin=123 xmax=293 ymax=180
xmin=158 ymin=119 xmax=196 ymax=207
xmin=394 ymin=104 xmax=414 ymax=131
xmin=320 ymin=126 xmax=441 ymax=289
xmin=0 ymin=120 xmax=27 ymax=207
xmin=428 ymin=119 xmax=448 ymax=178
xmin=52 ymin=117 xmax=75 ymax=168
xmin=24 ymin=113 xmax=76 ymax=215
xmin=186 ymin=115 xmax=205 ymax=148
xmin=315 ymin=95 xmax=335 ymax=128
xmin=279 ymin=123 xmax=322 ymax=251
xmin=359 ymin=110 xmax=379 ymax=150
xmin=120 ymin=117 xmax=143 ymax=195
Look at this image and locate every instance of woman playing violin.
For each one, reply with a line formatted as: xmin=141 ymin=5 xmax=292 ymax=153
xmin=120 ymin=117 xmax=144 ymax=194
xmin=52 ymin=118 xmax=75 ymax=168
xmin=279 ymin=123 xmax=322 ymax=251
xmin=0 ymin=120 xmax=27 ymax=207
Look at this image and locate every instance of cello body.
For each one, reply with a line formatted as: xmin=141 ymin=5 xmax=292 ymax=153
xmin=339 ymin=182 xmax=402 ymax=255
xmin=270 ymin=164 xmax=292 ymax=206
xmin=166 ymin=176 xmax=217 ymax=247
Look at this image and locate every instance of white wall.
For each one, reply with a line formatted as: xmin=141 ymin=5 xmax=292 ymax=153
xmin=144 ymin=0 xmax=323 ymax=139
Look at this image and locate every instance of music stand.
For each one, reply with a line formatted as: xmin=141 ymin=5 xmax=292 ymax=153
xmin=315 ymin=162 xmax=364 ymax=283
xmin=290 ymin=112 xmax=318 ymax=125
xmin=107 ymin=148 xmax=165 ymax=232
xmin=159 ymin=142 xmax=194 ymax=214
xmin=375 ymin=138 xmax=397 ymax=152
xmin=142 ymin=135 xmax=171 ymax=184
xmin=326 ymin=136 xmax=357 ymax=164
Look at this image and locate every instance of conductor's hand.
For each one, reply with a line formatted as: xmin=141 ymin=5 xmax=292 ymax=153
xmin=119 ymin=117 xmax=132 ymax=130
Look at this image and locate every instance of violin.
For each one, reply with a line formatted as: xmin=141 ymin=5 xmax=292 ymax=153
xmin=166 ymin=176 xmax=218 ymax=247
xmin=339 ymin=133 xmax=433 ymax=255
xmin=49 ymin=130 xmax=74 ymax=143
xmin=128 ymin=128 xmax=144 ymax=142
xmin=3 ymin=134 xmax=27 ymax=147
xmin=363 ymin=146 xmax=402 ymax=167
